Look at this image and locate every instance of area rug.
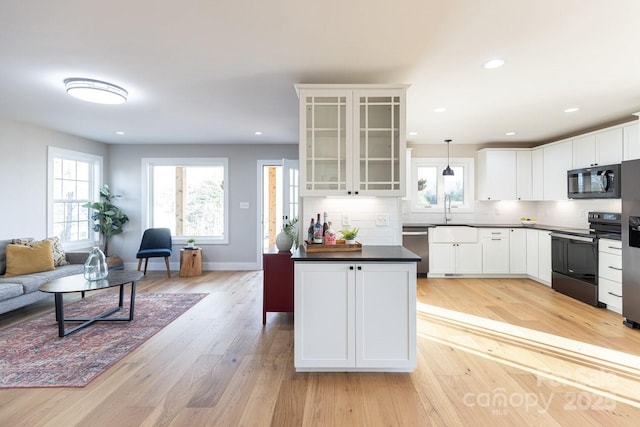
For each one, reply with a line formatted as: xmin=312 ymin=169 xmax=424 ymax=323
xmin=0 ymin=292 xmax=207 ymax=388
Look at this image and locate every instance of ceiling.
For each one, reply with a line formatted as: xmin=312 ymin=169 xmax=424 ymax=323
xmin=0 ymin=0 xmax=638 ymax=146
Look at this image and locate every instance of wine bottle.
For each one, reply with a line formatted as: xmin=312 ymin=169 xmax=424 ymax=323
xmin=313 ymin=213 xmax=323 ymax=243
xmin=322 ymin=212 xmax=328 ymax=239
xmin=307 ymin=218 xmax=315 ymax=243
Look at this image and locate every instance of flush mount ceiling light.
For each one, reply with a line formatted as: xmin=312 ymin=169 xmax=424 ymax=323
xmin=484 ymin=59 xmax=505 ymax=69
xmin=564 ymin=107 xmax=580 ymax=113
xmin=505 ymin=131 xmax=517 ymax=136
xmin=64 ymin=78 xmax=128 ymax=104
xmin=443 ymin=139 xmax=454 ymax=176
xmin=433 ymin=107 xmax=447 ymax=113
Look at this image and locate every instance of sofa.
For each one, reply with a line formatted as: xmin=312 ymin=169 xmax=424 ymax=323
xmin=0 ymin=239 xmax=88 ymax=315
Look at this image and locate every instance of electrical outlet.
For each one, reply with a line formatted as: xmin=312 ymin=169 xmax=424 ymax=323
xmin=342 ymin=213 xmax=351 ymax=226
xmin=375 ymin=213 xmax=390 ymax=226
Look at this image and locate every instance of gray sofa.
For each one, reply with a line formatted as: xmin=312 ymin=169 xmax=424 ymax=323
xmin=0 ymin=239 xmax=87 ymax=315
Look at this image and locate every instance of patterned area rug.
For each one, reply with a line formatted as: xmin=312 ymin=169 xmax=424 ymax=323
xmin=0 ymin=292 xmax=207 ymax=388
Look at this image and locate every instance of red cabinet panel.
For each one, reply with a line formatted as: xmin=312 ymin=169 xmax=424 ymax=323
xmin=262 ymin=250 xmax=294 ymax=324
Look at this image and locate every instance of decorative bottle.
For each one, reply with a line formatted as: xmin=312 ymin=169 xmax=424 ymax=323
xmin=314 ymin=213 xmax=323 ymax=243
xmin=322 ymin=212 xmax=328 ymax=239
xmin=324 ymin=222 xmax=336 ymax=245
xmin=307 ymin=217 xmax=315 ymax=243
xmin=84 ymin=247 xmax=109 ymax=281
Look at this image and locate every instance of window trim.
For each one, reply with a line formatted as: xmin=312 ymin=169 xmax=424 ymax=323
xmin=47 ymin=146 xmax=103 ymax=250
xmin=410 ymin=157 xmax=475 ymax=213
xmin=141 ymin=157 xmax=229 ymax=244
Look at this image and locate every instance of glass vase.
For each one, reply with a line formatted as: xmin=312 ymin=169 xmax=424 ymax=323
xmin=84 ymin=247 xmax=109 ymax=281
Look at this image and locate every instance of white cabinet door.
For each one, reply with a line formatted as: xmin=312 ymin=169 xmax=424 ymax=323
xmin=538 ymin=231 xmax=552 ymax=285
xmin=623 ymin=121 xmax=640 ymax=161
xmin=294 ymin=263 xmax=355 ymax=368
xmin=356 ymin=263 xmax=416 ymax=369
xmin=456 ymin=243 xmax=483 ymax=274
xmin=543 ymin=141 xmax=572 ymax=200
xmin=596 ymin=127 xmax=623 ymax=166
xmin=477 ymin=149 xmax=517 ymax=200
xmin=526 ymin=229 xmax=539 ymax=278
xmin=482 ymin=237 xmax=509 ymax=273
xmin=429 ymin=242 xmax=456 ymax=274
xmin=531 ymin=148 xmax=544 ymax=200
xmin=509 ymin=228 xmax=527 ymax=274
xmin=516 ymin=150 xmax=533 ymax=200
xmin=572 ymin=135 xmax=596 ymax=168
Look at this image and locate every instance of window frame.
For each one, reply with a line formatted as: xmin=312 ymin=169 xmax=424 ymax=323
xmin=410 ymin=157 xmax=475 ymax=213
xmin=47 ymin=146 xmax=103 ymax=250
xmin=141 ymin=157 xmax=229 ymax=245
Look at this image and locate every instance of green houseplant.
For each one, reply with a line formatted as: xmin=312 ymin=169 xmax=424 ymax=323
xmin=83 ymin=185 xmax=129 ymax=256
xmin=339 ymin=227 xmax=359 ymax=243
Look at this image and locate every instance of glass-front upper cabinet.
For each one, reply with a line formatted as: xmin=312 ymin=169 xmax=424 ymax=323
xmin=296 ymin=85 xmax=407 ymax=197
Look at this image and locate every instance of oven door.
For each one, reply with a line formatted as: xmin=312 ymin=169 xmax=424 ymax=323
xmin=551 ymin=233 xmax=600 ymax=306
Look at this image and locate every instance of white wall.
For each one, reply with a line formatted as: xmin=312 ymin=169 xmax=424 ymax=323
xmin=108 ymin=143 xmax=298 ymax=271
xmin=0 ymin=118 xmax=109 ymax=240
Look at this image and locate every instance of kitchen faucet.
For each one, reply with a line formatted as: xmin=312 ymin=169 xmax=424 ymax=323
xmin=444 ymin=194 xmax=452 ymax=224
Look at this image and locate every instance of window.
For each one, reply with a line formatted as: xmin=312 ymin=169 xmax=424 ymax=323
xmin=142 ymin=158 xmax=229 ymax=244
xmin=47 ymin=147 xmax=102 ymax=249
xmin=411 ymin=157 xmax=474 ymax=212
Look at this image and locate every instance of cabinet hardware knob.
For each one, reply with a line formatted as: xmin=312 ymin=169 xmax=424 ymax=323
xmin=357 ymin=266 xmax=362 ymax=270
xmin=349 ymin=266 xmax=354 ymax=270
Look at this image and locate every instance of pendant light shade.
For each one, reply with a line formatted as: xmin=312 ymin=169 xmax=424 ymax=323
xmin=443 ymin=139 xmax=454 ymax=176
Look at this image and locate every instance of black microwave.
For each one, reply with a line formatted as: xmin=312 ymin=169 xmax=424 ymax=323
xmin=567 ymin=164 xmax=621 ymax=199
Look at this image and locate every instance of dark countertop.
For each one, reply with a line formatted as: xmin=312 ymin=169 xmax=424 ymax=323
xmin=291 ymin=245 xmax=421 ymax=262
xmin=402 ymin=223 xmax=622 ymax=240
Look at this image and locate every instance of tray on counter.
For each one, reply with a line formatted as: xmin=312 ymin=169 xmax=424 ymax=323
xmin=303 ymin=240 xmax=362 ymax=252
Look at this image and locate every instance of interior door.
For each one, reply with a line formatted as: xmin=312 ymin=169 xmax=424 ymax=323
xmin=282 ymin=159 xmax=299 ymax=243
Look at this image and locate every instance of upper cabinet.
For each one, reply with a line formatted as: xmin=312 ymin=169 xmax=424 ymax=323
xmin=296 ymin=84 xmax=408 ymax=197
xmin=623 ymin=116 xmax=640 ymax=161
xmin=543 ymin=140 xmax=573 ymax=201
xmin=572 ymin=127 xmax=623 ymax=168
xmin=477 ymin=149 xmax=532 ymax=201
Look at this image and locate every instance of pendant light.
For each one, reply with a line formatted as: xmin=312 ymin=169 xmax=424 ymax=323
xmin=443 ymin=139 xmax=454 ymax=176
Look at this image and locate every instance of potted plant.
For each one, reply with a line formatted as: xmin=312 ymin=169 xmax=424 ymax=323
xmin=340 ymin=227 xmax=359 ymax=244
xmin=186 ymin=238 xmax=196 ymax=248
xmin=276 ymin=217 xmax=298 ymax=252
xmin=83 ymin=185 xmax=129 ymax=260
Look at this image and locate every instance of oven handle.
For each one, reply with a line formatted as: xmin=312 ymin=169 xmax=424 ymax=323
xmin=549 ymin=232 xmax=596 ymax=243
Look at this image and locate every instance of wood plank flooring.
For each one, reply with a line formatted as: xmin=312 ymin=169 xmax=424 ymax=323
xmin=2 ymin=272 xmax=640 ymax=426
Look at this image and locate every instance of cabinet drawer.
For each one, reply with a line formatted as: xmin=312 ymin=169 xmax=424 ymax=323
xmin=480 ymin=228 xmax=509 ymax=239
xmin=599 ymin=252 xmax=622 ymax=283
xmin=598 ymin=277 xmax=622 ymax=314
xmin=430 ymin=226 xmax=478 ymax=243
xmin=599 ymin=238 xmax=622 ymax=256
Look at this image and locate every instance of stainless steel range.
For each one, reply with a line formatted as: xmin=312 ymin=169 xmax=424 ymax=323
xmin=550 ymin=212 xmax=621 ymax=307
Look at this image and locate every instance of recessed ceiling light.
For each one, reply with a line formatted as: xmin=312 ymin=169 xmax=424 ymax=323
xmin=433 ymin=107 xmax=447 ymax=113
xmin=484 ymin=59 xmax=505 ymax=69
xmin=254 ymin=131 xmax=263 ymax=135
xmin=505 ymin=131 xmax=517 ymax=136
xmin=408 ymin=131 xmax=418 ymax=136
xmin=116 ymin=131 xmax=125 ymax=135
xmin=64 ymin=78 xmax=128 ymax=104
xmin=564 ymin=107 xmax=580 ymax=113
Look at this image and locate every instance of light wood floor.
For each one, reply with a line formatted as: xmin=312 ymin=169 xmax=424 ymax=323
xmin=2 ymin=272 xmax=640 ymax=426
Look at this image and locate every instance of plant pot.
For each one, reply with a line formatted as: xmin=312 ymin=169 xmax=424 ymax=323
xmin=275 ymin=231 xmax=293 ymax=252
xmin=345 ymin=239 xmax=356 ymax=245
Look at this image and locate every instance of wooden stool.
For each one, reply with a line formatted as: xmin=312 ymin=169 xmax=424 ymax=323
xmin=179 ymin=248 xmax=202 ymax=277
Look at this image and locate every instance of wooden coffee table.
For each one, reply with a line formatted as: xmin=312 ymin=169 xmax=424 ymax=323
xmin=39 ymin=270 xmax=144 ymax=337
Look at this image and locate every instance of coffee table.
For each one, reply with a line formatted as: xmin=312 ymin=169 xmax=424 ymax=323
xmin=39 ymin=270 xmax=144 ymax=337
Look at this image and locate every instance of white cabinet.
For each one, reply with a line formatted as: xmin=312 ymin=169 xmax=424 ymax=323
xmin=598 ymin=238 xmax=622 ymax=314
xmin=296 ymin=85 xmax=408 ymax=197
xmin=477 ymin=150 xmax=516 ymax=200
xmin=481 ymin=229 xmax=509 ymax=274
xmin=532 ymin=148 xmax=544 ymax=200
xmin=509 ymin=228 xmax=527 ymax=274
xmin=572 ymin=127 xmax=623 ymax=168
xmin=477 ymin=149 xmax=532 ymax=201
xmin=429 ymin=226 xmax=482 ymax=275
xmin=623 ymin=118 xmax=640 ymax=161
xmin=543 ymin=141 xmax=573 ymax=200
xmin=526 ymin=229 xmax=551 ymax=285
xmin=294 ymin=262 xmax=416 ymax=371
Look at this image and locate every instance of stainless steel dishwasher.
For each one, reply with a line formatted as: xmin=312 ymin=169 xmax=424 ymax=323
xmin=402 ymin=226 xmax=429 ymax=277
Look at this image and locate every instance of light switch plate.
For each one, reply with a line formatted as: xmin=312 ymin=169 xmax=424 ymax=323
xmin=375 ymin=213 xmax=390 ymax=226
xmin=342 ymin=213 xmax=351 ymax=226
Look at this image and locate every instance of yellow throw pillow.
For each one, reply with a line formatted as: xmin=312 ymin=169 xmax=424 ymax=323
xmin=4 ymin=240 xmax=55 ymax=277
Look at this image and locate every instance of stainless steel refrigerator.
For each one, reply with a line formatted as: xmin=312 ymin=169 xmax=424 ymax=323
xmin=622 ymin=159 xmax=640 ymax=328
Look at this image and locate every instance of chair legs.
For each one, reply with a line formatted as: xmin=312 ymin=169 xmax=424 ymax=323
xmin=137 ymin=257 xmax=171 ymax=278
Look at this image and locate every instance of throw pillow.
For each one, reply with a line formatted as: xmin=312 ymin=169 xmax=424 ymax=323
xmin=4 ymin=240 xmax=55 ymax=277
xmin=10 ymin=236 xmax=68 ymax=267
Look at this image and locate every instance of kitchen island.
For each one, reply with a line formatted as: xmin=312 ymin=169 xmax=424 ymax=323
xmin=291 ymin=245 xmax=420 ymax=372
